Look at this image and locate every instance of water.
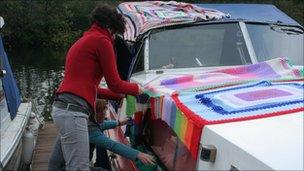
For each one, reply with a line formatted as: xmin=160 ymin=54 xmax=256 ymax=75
xmin=8 ymin=48 xmax=65 ymax=120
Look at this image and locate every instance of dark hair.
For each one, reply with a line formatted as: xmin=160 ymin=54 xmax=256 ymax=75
xmin=90 ymin=4 xmax=126 ymax=35
xmin=95 ymin=99 xmax=107 ymax=113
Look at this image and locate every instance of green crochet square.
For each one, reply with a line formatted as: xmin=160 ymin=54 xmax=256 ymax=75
xmin=126 ymin=95 xmax=136 ymax=117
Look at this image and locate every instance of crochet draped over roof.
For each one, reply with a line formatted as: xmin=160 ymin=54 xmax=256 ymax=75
xmin=118 ymin=1 xmax=229 ymax=41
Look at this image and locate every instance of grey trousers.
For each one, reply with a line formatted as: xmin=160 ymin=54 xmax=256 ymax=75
xmin=48 ymin=106 xmax=90 ymax=171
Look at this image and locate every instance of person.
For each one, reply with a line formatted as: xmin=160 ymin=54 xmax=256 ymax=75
xmin=49 ymin=99 xmax=155 ymax=170
xmin=88 ymin=99 xmax=155 ymax=166
xmin=48 ymin=4 xmax=144 ymax=171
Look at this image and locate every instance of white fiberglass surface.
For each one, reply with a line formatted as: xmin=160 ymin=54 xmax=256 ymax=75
xmin=0 ymin=80 xmax=10 ymax=133
xmin=200 ymin=112 xmax=303 ymax=170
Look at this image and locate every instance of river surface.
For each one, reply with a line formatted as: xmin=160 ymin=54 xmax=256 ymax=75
xmin=8 ymin=49 xmax=65 ymax=120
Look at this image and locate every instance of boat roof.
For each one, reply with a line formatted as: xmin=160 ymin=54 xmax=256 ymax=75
xmin=197 ymin=4 xmax=301 ymax=26
xmin=119 ymin=2 xmax=302 ymax=41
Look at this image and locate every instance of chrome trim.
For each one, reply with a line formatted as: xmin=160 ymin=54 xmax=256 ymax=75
xmin=0 ymin=16 xmax=4 ymax=29
xmin=200 ymin=145 xmax=217 ymax=163
xmin=0 ymin=89 xmax=4 ymax=102
xmin=230 ymin=165 xmax=240 ymax=171
xmin=239 ymin=22 xmax=258 ymax=63
xmin=144 ymin=38 xmax=149 ymax=71
xmin=0 ymin=70 xmax=6 ymax=78
xmin=139 ymin=20 xmax=302 ymax=40
xmin=147 ymin=64 xmax=246 ymax=73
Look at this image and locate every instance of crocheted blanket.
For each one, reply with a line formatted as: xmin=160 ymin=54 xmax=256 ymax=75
xmin=118 ymin=1 xmax=228 ymax=41
xmin=145 ymin=58 xmax=303 ymax=96
xmin=126 ymin=58 xmax=304 ymax=160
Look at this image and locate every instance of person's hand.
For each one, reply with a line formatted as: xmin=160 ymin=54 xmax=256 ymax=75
xmin=137 ymin=84 xmax=144 ymax=95
xmin=117 ymin=118 xmax=129 ymax=126
xmin=137 ymin=152 xmax=155 ymax=165
xmin=119 ymin=94 xmax=126 ymax=99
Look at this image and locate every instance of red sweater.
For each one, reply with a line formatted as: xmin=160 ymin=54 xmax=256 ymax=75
xmin=57 ymin=23 xmax=139 ymax=109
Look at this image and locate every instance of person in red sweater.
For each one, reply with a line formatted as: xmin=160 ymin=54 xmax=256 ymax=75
xmin=48 ymin=5 xmax=143 ymax=171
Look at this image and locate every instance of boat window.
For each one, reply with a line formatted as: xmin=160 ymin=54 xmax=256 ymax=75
xmin=247 ymin=24 xmax=304 ymax=65
xmin=148 ymin=23 xmax=251 ymax=70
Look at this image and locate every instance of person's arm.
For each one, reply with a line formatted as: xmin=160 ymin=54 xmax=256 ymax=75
xmin=99 ymin=118 xmax=129 ymax=131
xmin=90 ymin=131 xmax=139 ymax=160
xmin=96 ymin=37 xmax=139 ymax=96
xmin=89 ymin=131 xmax=155 ymax=164
xmin=97 ymin=87 xmax=124 ymax=100
xmin=99 ymin=120 xmax=118 ymax=131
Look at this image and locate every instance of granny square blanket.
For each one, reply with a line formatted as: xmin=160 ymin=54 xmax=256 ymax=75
xmin=177 ymin=81 xmax=303 ymax=122
xmin=118 ymin=1 xmax=228 ymax=41
xmin=154 ymin=81 xmax=303 ymax=159
xmin=126 ymin=58 xmax=304 ymax=160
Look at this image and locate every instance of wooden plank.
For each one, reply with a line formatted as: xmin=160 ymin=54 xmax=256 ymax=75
xmin=31 ymin=122 xmax=58 ymax=171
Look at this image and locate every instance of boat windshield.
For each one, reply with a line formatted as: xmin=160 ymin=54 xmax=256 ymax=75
xmin=148 ymin=23 xmax=251 ymax=70
xmin=247 ymin=24 xmax=304 ymax=65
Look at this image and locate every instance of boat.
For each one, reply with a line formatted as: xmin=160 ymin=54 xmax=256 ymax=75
xmin=0 ymin=16 xmax=44 ymax=170
xmin=102 ymin=2 xmax=303 ymax=170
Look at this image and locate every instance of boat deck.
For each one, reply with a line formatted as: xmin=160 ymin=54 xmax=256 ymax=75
xmin=32 ymin=122 xmax=57 ymax=171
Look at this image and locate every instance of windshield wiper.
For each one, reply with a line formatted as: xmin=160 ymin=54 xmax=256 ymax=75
xmin=195 ymin=57 xmax=203 ymax=67
xmin=270 ymin=25 xmax=303 ymax=35
xmin=280 ymin=28 xmax=303 ymax=34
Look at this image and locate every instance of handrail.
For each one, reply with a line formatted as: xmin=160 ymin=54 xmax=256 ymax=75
xmin=0 ymin=89 xmax=4 ymax=102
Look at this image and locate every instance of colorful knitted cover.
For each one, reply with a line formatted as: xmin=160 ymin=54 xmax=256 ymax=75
xmin=173 ymin=81 xmax=303 ymax=155
xmin=118 ymin=1 xmax=228 ymax=41
xmin=145 ymin=58 xmax=303 ymax=96
xmin=126 ymin=58 xmax=304 ymax=160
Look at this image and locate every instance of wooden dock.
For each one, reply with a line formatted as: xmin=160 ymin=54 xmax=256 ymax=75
xmin=32 ymin=122 xmax=58 ymax=171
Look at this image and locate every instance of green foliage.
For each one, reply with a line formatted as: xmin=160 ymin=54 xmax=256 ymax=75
xmin=0 ymin=0 xmax=102 ymax=49
xmin=0 ymin=0 xmax=303 ymax=50
xmin=1 ymin=1 xmax=72 ymax=49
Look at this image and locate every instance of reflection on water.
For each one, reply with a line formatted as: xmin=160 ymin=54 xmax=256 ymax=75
xmin=8 ymin=49 xmax=65 ymax=120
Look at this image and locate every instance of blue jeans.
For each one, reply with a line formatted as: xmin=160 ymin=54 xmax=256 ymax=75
xmin=48 ymin=106 xmax=90 ymax=171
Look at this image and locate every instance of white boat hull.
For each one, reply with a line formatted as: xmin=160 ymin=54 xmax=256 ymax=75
xmin=197 ymin=112 xmax=304 ymax=170
xmin=1 ymin=102 xmax=32 ymax=169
